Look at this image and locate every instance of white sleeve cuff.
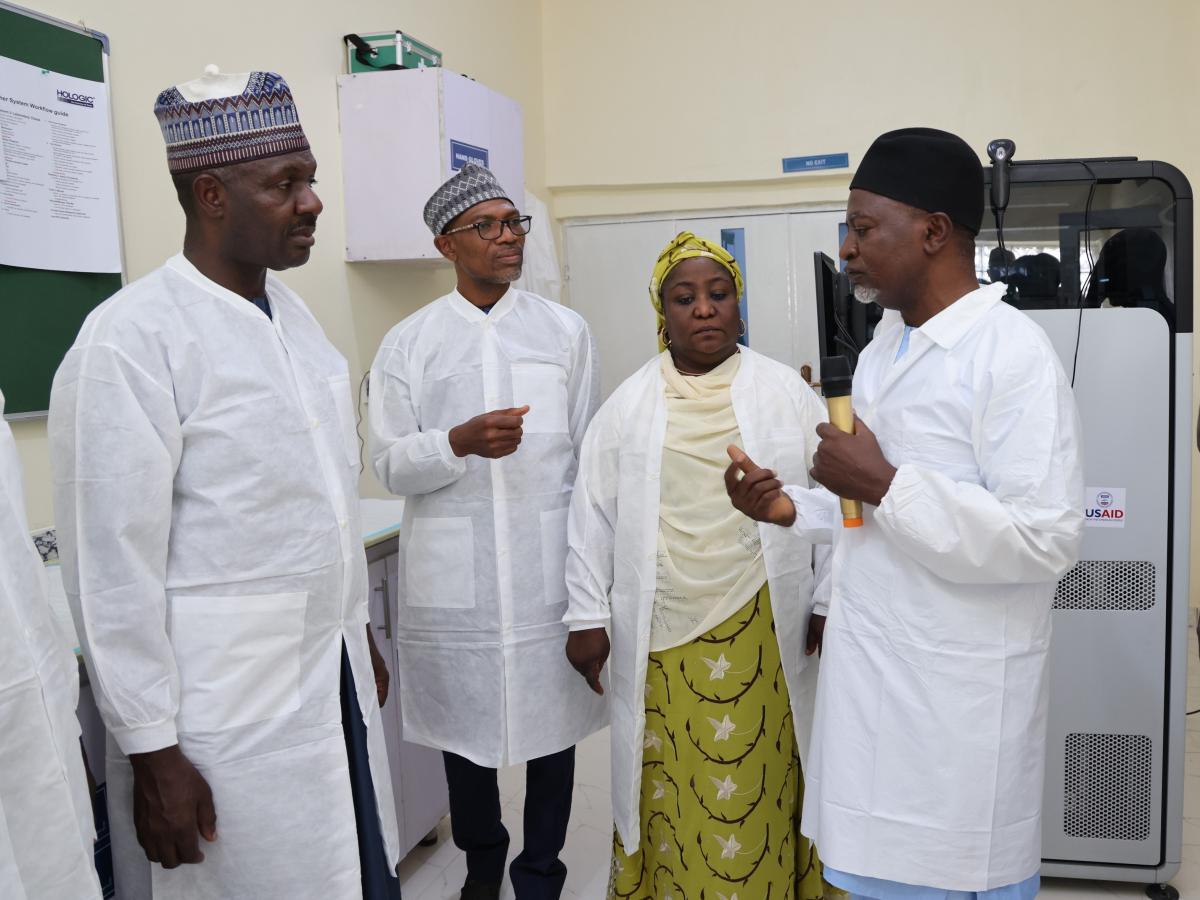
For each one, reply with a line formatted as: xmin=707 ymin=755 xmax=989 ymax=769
xmin=111 ymin=720 xmax=179 ymax=756
xmin=782 ymin=485 xmax=836 ymax=544
xmin=874 ymin=463 xmax=922 ymax=525
xmin=436 ymin=429 xmax=468 ymax=474
xmin=567 ymin=619 xmax=609 ymax=633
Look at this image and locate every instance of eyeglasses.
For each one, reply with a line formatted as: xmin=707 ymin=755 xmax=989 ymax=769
xmin=443 ymin=215 xmax=533 ymax=240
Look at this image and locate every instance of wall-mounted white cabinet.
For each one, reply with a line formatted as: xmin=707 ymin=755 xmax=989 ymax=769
xmin=337 ymin=68 xmax=524 ymax=262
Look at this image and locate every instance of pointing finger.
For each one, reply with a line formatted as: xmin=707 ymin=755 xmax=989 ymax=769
xmin=727 ymin=445 xmax=763 ymax=475
xmin=491 ymin=415 xmax=526 ymax=430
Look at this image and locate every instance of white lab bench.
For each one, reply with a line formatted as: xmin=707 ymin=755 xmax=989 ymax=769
xmin=61 ymin=498 xmax=449 ymax=876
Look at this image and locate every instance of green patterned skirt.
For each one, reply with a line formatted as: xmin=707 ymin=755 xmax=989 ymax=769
xmin=608 ymin=584 xmax=840 ymax=900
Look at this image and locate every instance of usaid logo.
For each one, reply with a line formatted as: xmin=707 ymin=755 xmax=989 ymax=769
xmin=1084 ymin=486 xmax=1126 ymax=528
xmin=57 ymin=89 xmax=95 ymax=108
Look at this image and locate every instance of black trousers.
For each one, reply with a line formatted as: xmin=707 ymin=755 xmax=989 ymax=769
xmin=341 ymin=646 xmax=403 ymax=900
xmin=442 ymin=746 xmax=576 ymax=899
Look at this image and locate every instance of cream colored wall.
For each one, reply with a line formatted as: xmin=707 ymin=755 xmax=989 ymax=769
xmin=540 ymin=0 xmax=1200 ymax=599
xmin=11 ymin=0 xmax=547 ymax=527
xmin=542 ymin=0 xmax=1200 ymax=211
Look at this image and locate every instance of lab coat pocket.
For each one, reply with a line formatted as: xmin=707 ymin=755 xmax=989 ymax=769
xmin=328 ymin=374 xmax=362 ymax=468
xmin=540 ymin=507 xmax=569 ymax=606
xmin=512 ymin=363 xmax=569 ymax=434
xmin=170 ymin=591 xmax=307 ymax=734
xmin=405 ymin=517 xmax=476 ymax=608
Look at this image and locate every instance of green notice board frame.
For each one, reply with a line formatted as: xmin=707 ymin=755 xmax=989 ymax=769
xmin=0 ymin=2 xmax=123 ymax=418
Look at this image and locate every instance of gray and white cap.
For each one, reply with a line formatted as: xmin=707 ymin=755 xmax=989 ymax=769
xmin=423 ymin=163 xmax=510 ymax=235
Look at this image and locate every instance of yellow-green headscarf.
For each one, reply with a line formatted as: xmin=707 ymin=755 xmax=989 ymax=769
xmin=649 ymin=231 xmax=745 ymax=351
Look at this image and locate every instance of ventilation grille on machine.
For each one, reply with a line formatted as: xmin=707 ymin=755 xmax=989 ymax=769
xmin=1064 ymin=733 xmax=1152 ymax=841
xmin=1052 ymin=560 xmax=1156 ymax=611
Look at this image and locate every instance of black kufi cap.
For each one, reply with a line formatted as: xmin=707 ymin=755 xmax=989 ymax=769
xmin=850 ymin=127 xmax=984 ymax=234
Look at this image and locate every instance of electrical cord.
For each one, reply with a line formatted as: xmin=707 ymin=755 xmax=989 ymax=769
xmin=355 ymin=370 xmax=369 ymax=475
xmin=1069 ymin=162 xmax=1100 ymax=388
xmin=829 ymin=274 xmax=862 ymax=367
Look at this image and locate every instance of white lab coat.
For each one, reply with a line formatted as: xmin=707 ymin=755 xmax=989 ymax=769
xmin=0 ymin=391 xmax=101 ymax=899
xmin=368 ymin=286 xmax=607 ymax=768
xmin=49 ymin=254 xmax=399 ymax=899
xmin=564 ymin=347 xmax=829 ymax=855
xmin=793 ymin=283 xmax=1085 ymax=891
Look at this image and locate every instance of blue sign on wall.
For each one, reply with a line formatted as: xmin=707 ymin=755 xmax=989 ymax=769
xmin=782 ymin=152 xmax=850 ymax=173
xmin=720 ymin=227 xmax=749 ymax=347
xmin=450 ymin=139 xmax=489 ymax=171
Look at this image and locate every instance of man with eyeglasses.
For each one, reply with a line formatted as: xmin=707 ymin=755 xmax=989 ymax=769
xmin=367 ymin=164 xmax=607 ymax=900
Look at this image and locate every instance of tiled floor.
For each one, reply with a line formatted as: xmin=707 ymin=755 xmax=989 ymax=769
xmin=398 ymin=620 xmax=1200 ymax=900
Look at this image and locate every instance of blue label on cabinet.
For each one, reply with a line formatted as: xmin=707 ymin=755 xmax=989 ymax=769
xmin=782 ymin=153 xmax=849 ymax=173
xmin=450 ymin=140 xmax=489 ymax=171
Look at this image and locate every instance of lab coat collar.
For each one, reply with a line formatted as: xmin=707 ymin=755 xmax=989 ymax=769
xmin=165 ymin=253 xmax=277 ymax=322
xmin=913 ymin=281 xmax=1008 ymax=350
xmin=448 ymin=285 xmax=518 ymax=324
xmin=861 ymin=282 xmax=1007 ymax=415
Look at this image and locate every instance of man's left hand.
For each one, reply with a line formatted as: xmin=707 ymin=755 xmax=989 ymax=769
xmin=724 ymin=447 xmax=796 ymax=527
xmin=366 ymin=626 xmax=389 ymax=707
xmin=810 ymin=416 xmax=897 ymax=507
xmin=805 ymin=613 xmax=827 ymax=657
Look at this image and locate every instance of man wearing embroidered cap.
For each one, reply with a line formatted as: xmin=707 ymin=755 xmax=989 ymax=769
xmin=764 ymin=127 xmax=1084 ymax=898
xmin=49 ymin=68 xmax=402 ymax=899
xmin=367 ymin=165 xmax=606 ymax=900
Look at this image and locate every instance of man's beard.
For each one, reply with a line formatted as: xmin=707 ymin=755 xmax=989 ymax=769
xmin=491 ymin=261 xmax=523 ymax=284
xmin=852 ymin=285 xmax=880 ymax=305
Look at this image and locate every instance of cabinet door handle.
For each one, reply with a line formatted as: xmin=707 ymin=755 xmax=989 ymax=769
xmin=374 ymin=574 xmax=392 ymax=639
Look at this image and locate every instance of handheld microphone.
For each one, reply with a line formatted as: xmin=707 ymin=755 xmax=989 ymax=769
xmin=987 ymin=139 xmax=1016 ymax=256
xmin=820 ymin=355 xmax=863 ymax=529
xmin=987 ymin=138 xmax=1016 ymax=215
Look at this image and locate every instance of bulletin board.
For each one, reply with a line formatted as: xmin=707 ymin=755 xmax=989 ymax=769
xmin=0 ymin=1 xmax=123 ymax=417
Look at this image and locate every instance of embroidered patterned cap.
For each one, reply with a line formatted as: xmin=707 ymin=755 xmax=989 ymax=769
xmin=423 ymin=163 xmax=510 ymax=235
xmin=154 ymin=67 xmax=310 ymax=175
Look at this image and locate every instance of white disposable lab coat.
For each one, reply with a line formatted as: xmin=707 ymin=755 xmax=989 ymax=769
xmin=793 ymin=283 xmax=1084 ymax=891
xmin=564 ymin=348 xmax=829 ymax=854
xmin=0 ymin=390 xmax=101 ymax=900
xmin=368 ymin=287 xmax=607 ymax=768
xmin=49 ymin=254 xmax=399 ymax=899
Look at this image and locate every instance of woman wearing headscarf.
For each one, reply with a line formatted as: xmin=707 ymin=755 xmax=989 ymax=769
xmin=565 ymin=232 xmax=840 ymax=898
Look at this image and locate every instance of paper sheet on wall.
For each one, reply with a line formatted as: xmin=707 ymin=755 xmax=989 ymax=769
xmin=0 ymin=55 xmax=121 ymax=273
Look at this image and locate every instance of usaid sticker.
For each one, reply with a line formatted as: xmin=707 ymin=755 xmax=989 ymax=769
xmin=1084 ymin=486 xmax=1126 ymax=528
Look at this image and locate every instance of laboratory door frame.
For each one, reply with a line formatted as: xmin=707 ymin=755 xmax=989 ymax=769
xmin=562 ymin=206 xmax=846 ymax=398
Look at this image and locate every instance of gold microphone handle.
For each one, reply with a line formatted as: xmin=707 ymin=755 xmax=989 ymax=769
xmin=825 ymin=395 xmax=864 ymax=528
